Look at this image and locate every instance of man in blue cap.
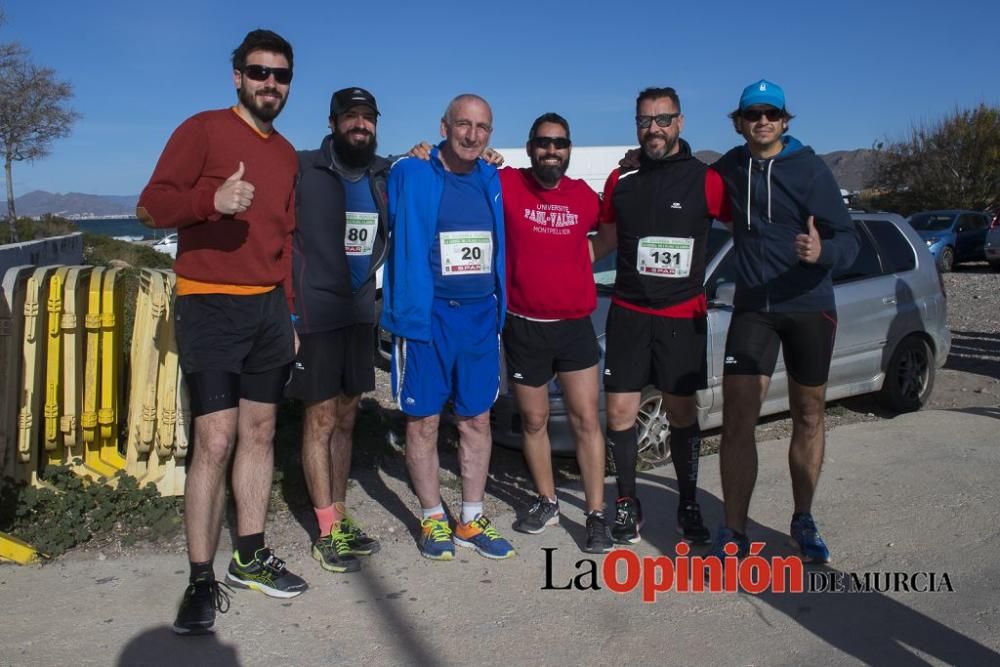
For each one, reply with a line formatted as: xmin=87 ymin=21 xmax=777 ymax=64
xmin=711 ymin=79 xmax=860 ymax=563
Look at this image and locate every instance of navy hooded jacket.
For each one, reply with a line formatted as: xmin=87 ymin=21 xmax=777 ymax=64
xmin=712 ymin=136 xmax=859 ymax=313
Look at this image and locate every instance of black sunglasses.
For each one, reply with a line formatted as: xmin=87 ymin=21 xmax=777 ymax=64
xmin=242 ymin=64 xmax=293 ymax=85
xmin=740 ymin=108 xmax=784 ymax=122
xmin=635 ymin=113 xmax=680 ymax=129
xmin=530 ymin=136 xmax=571 ymax=150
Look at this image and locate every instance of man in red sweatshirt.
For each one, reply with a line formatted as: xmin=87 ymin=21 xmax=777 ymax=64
xmin=137 ymin=29 xmax=306 ymax=636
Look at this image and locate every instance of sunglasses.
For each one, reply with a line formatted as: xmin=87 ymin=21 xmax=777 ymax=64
xmin=740 ymin=108 xmax=784 ymax=122
xmin=635 ymin=113 xmax=680 ymax=129
xmin=530 ymin=136 xmax=571 ymax=150
xmin=241 ymin=64 xmax=293 ymax=85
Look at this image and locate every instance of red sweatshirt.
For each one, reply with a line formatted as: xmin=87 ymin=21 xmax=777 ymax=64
xmin=137 ymin=109 xmax=297 ymax=308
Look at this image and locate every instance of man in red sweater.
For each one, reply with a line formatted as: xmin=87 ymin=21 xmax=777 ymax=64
xmin=137 ymin=29 xmax=306 ymax=636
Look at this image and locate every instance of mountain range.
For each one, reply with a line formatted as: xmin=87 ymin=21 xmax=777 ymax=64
xmin=5 ymin=148 xmax=874 ymax=218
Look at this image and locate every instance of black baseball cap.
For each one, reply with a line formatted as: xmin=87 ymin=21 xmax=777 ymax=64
xmin=330 ymin=87 xmax=379 ymax=117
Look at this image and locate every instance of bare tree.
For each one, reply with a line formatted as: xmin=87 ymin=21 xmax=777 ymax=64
xmin=866 ymin=104 xmax=1000 ymax=216
xmin=0 ymin=9 xmax=79 ymax=241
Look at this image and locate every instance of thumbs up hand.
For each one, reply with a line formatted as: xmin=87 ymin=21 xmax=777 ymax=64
xmin=795 ymin=215 xmax=822 ymax=263
xmin=214 ymin=161 xmax=255 ymax=215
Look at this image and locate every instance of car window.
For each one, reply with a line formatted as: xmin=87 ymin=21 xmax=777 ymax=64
xmin=909 ymin=213 xmax=955 ymax=232
xmin=833 ymin=226 xmax=882 ymax=283
xmin=863 ymin=219 xmax=916 ymax=274
xmin=960 ymin=213 xmax=987 ymax=231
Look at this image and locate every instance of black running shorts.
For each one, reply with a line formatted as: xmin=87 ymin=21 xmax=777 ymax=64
xmin=602 ymin=303 xmax=707 ymax=395
xmin=175 ymin=289 xmax=294 ymax=416
xmin=723 ymin=310 xmax=838 ymax=387
xmin=502 ymin=315 xmax=600 ymax=387
xmin=285 ymin=324 xmax=376 ymax=402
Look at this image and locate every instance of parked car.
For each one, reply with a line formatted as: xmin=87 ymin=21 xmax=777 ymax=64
xmin=483 ymin=212 xmax=950 ymax=465
xmin=151 ymin=233 xmax=178 ymax=259
xmin=984 ymin=212 xmax=1000 ymax=272
xmin=908 ymin=210 xmax=991 ymax=272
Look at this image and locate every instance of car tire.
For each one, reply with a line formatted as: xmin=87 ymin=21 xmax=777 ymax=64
xmin=937 ymin=246 xmax=954 ymax=272
xmin=635 ymin=386 xmax=671 ymax=466
xmin=877 ymin=335 xmax=935 ymax=413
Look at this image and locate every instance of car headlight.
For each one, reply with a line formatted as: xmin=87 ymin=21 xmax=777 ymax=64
xmin=925 ymin=237 xmax=938 ymax=246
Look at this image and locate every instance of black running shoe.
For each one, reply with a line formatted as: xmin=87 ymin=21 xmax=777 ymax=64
xmin=226 ymin=548 xmax=308 ymax=599
xmin=341 ymin=515 xmax=381 ymax=556
xmin=173 ymin=578 xmax=232 ymax=635
xmin=611 ymin=496 xmax=643 ymax=545
xmin=512 ymin=496 xmax=559 ymax=534
xmin=312 ymin=523 xmax=361 ymax=573
xmin=584 ymin=511 xmax=614 ymax=554
xmin=676 ymin=502 xmax=711 ymax=545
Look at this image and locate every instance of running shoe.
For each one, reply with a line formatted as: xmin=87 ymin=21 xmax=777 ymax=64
xmin=226 ymin=548 xmax=308 ymax=598
xmin=611 ymin=496 xmax=643 ymax=545
xmin=419 ymin=515 xmax=455 ymax=561
xmin=454 ymin=516 xmax=516 ymax=560
xmin=341 ymin=515 xmax=381 ymax=556
xmin=512 ymin=496 xmax=559 ymax=534
xmin=173 ymin=577 xmax=232 ymax=635
xmin=584 ymin=511 xmax=614 ymax=554
xmin=312 ymin=522 xmax=362 ymax=573
xmin=710 ymin=527 xmax=751 ymax=560
xmin=790 ymin=513 xmax=831 ymax=564
xmin=676 ymin=501 xmax=711 ymax=545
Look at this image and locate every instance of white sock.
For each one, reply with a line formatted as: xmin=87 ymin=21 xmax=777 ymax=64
xmin=461 ymin=501 xmax=483 ymax=524
xmin=421 ymin=503 xmax=445 ymax=519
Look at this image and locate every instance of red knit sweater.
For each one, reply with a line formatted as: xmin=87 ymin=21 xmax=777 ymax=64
xmin=137 ymin=109 xmax=297 ymax=308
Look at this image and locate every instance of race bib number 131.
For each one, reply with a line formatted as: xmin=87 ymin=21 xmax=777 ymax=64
xmin=636 ymin=236 xmax=694 ymax=278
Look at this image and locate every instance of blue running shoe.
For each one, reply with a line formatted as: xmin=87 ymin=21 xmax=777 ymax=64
xmin=710 ymin=527 xmax=750 ymax=560
xmin=419 ymin=515 xmax=455 ymax=561
xmin=454 ymin=516 xmax=516 ymax=559
xmin=790 ymin=513 xmax=831 ymax=564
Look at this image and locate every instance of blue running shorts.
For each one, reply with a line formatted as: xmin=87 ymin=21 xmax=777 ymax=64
xmin=391 ymin=295 xmax=500 ymax=417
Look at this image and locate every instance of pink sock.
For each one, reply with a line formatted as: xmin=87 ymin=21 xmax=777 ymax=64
xmin=314 ymin=505 xmax=336 ymax=536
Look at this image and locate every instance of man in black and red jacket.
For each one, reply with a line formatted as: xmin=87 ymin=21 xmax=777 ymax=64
xmin=595 ymin=87 xmax=728 ymax=546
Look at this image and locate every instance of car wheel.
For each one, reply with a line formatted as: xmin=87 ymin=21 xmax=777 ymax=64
xmin=937 ymin=246 xmax=954 ymax=272
xmin=877 ymin=335 xmax=935 ymax=413
xmin=635 ymin=387 xmax=671 ymax=466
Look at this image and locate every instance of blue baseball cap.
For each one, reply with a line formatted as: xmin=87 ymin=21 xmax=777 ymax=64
xmin=739 ymin=79 xmax=785 ymax=110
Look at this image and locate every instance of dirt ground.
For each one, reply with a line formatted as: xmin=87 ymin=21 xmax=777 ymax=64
xmin=68 ymin=262 xmax=999 ymax=564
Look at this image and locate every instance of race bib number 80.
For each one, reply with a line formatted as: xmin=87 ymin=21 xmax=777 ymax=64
xmin=637 ymin=236 xmax=694 ymax=278
xmin=345 ymin=211 xmax=378 ymax=256
xmin=440 ymin=230 xmax=493 ymax=275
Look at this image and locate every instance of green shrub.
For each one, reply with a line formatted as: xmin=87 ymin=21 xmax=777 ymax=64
xmin=0 ymin=465 xmax=182 ymax=558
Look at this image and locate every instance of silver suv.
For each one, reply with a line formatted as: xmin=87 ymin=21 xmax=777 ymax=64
xmin=489 ymin=212 xmax=951 ymax=464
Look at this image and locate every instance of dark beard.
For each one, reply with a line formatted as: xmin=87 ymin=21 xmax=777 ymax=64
xmin=333 ymin=129 xmax=377 ymax=168
xmin=641 ymin=134 xmax=677 ymax=161
xmin=530 ymin=155 xmax=569 ymax=188
xmin=238 ymin=85 xmax=286 ymax=123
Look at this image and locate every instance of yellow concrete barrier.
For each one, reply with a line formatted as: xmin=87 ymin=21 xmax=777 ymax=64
xmin=1 ymin=266 xmax=32 ymax=481
xmin=16 ymin=266 xmax=57 ymax=487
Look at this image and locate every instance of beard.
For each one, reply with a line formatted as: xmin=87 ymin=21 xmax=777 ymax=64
xmin=238 ymin=85 xmax=287 ymax=123
xmin=333 ymin=128 xmax=377 ymax=168
xmin=641 ymin=133 xmax=678 ymax=161
xmin=530 ymin=154 xmax=569 ymax=188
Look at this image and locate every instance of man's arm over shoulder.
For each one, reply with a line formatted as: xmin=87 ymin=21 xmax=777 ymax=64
xmin=808 ymin=161 xmax=859 ymax=271
xmin=136 ymin=116 xmax=220 ymax=229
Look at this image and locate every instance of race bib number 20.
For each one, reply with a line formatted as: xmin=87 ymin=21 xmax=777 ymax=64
xmin=440 ymin=230 xmax=493 ymax=275
xmin=637 ymin=236 xmax=694 ymax=278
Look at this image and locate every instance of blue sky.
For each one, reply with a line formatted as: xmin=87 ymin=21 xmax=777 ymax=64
xmin=5 ymin=0 xmax=999 ymax=197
